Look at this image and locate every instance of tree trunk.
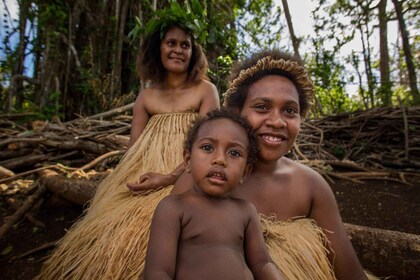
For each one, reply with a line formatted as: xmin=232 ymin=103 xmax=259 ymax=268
xmin=378 ymin=0 xmax=391 ymax=105
xmin=281 ymin=0 xmax=302 ymax=61
xmin=392 ymin=0 xmax=420 ymax=104
xmin=345 ymin=223 xmax=420 ymax=279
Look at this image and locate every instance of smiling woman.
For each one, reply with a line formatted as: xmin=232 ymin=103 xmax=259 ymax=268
xmin=35 ymin=3 xmax=220 ymax=279
xmin=160 ymin=27 xmax=193 ymax=74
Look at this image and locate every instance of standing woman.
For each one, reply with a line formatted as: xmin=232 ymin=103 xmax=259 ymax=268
xmin=36 ymin=7 xmax=219 ymax=280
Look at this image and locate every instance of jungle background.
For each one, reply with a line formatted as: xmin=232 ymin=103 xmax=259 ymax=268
xmin=0 ymin=0 xmax=419 ymax=279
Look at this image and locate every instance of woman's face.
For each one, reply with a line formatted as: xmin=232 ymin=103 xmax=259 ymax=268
xmin=240 ymin=75 xmax=301 ymax=163
xmin=160 ymin=26 xmax=192 ymax=74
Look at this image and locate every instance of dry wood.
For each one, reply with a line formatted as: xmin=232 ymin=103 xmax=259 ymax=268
xmin=78 ymin=150 xmax=125 ymax=171
xmin=0 ymin=165 xmax=64 ymax=185
xmin=6 ymin=197 xmax=45 ymax=227
xmin=1 ymin=154 xmax=50 ymax=170
xmin=345 ymin=223 xmax=420 ymax=279
xmin=0 ymin=182 xmax=46 ymax=240
xmin=13 ymin=240 xmax=58 ymax=259
xmin=38 ymin=169 xmax=98 ymax=206
xmin=0 ymin=165 xmax=15 ymax=178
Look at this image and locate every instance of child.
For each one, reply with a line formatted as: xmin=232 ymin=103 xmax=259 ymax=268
xmin=144 ymin=109 xmax=283 ymax=280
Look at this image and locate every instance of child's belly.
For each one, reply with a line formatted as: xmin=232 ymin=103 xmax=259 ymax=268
xmin=175 ymin=244 xmax=254 ymax=280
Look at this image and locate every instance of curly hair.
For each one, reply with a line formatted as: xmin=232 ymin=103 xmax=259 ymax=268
xmin=184 ymin=108 xmax=259 ymax=165
xmin=223 ymin=49 xmax=314 ymax=119
xmin=136 ymin=24 xmax=208 ymax=84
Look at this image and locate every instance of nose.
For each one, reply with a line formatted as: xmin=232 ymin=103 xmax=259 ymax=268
xmin=211 ymin=150 xmax=227 ymax=167
xmin=266 ymin=111 xmax=286 ymax=128
xmin=174 ymin=45 xmax=183 ymax=54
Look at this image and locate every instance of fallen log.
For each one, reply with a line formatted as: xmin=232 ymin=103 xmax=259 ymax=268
xmin=0 ymin=154 xmax=50 ymax=170
xmin=345 ymin=223 xmax=420 ymax=279
xmin=38 ymin=169 xmax=98 ymax=206
xmin=42 ymin=139 xmax=108 ymax=155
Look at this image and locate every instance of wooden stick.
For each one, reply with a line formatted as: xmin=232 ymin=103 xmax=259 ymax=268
xmin=78 ymin=150 xmax=125 ymax=171
xmin=399 ymin=100 xmax=410 ymax=160
xmin=0 ymin=165 xmax=15 ymax=178
xmin=0 ymin=182 xmax=46 ymax=240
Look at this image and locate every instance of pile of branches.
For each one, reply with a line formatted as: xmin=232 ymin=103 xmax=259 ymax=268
xmin=294 ymin=106 xmax=420 ymax=184
xmin=1 ymin=105 xmax=419 ymax=278
xmin=1 ymin=105 xmax=419 ymax=188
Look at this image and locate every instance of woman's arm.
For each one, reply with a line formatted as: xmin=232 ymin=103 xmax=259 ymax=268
xmin=244 ymin=203 xmax=284 ymax=280
xmin=309 ymin=173 xmax=367 ymax=280
xmin=144 ymin=197 xmax=181 ymax=280
xmin=127 ymin=91 xmax=150 ymax=150
xmin=127 ymin=163 xmax=185 ymax=194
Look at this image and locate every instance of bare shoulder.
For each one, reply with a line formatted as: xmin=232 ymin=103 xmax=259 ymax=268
xmin=197 ymin=80 xmax=219 ymax=96
xmin=285 ymin=158 xmax=327 ymax=186
xmin=155 ymin=194 xmax=183 ymax=212
xmin=231 ymin=197 xmax=258 ymax=214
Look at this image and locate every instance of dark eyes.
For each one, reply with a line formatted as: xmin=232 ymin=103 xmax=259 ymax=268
xmin=199 ymin=145 xmax=242 ymax=157
xmin=285 ymin=107 xmax=298 ymax=115
xmin=254 ymin=104 xmax=269 ymax=111
xmin=166 ymin=41 xmax=190 ymax=49
xmin=200 ymin=144 xmax=213 ymax=151
xmin=228 ymin=150 xmax=241 ymax=157
xmin=254 ymin=104 xmax=298 ymax=115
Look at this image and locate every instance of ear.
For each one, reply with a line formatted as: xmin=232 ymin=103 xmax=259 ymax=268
xmin=183 ymin=150 xmax=192 ymax=173
xmin=240 ymin=163 xmax=253 ymax=184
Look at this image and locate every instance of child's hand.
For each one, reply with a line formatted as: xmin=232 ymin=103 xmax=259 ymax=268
xmin=127 ymin=172 xmax=172 ymax=195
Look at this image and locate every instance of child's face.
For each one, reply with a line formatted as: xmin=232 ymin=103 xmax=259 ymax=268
xmin=240 ymin=75 xmax=301 ymax=163
xmin=185 ymin=118 xmax=252 ymax=198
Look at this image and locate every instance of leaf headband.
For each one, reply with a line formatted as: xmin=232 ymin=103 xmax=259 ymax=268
xmin=145 ymin=0 xmax=208 ymax=46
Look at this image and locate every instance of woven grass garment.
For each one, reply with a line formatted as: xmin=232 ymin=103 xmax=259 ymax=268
xmin=261 ymin=216 xmax=335 ymax=280
xmin=36 ymin=112 xmax=197 ymax=280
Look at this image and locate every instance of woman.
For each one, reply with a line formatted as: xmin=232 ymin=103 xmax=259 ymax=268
xmin=132 ymin=49 xmax=375 ymax=279
xmin=36 ymin=18 xmax=219 ymax=280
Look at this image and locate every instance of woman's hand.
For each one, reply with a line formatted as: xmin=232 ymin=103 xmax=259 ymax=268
xmin=127 ymin=172 xmax=173 ymax=195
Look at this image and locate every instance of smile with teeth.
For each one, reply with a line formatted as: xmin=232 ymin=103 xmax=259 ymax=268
xmin=261 ymin=135 xmax=284 ymax=143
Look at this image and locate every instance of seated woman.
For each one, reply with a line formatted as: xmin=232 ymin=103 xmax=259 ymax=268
xmin=132 ymin=49 xmax=376 ymax=280
xmin=36 ymin=10 xmax=219 ymax=280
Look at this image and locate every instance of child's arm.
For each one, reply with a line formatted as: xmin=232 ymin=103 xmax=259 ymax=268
xmin=128 ymin=91 xmax=150 ymax=150
xmin=144 ymin=196 xmax=181 ymax=280
xmin=309 ymin=171 xmax=368 ymax=280
xmin=244 ymin=203 xmax=284 ymax=280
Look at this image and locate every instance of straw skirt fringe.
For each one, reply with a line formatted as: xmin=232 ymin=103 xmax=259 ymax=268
xmin=261 ymin=216 xmax=336 ymax=280
xmin=36 ymin=113 xmax=197 ymax=280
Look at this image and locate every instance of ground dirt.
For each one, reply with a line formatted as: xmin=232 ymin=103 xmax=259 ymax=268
xmin=0 ymin=177 xmax=419 ymax=280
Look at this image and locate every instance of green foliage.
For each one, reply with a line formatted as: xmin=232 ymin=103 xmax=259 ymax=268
xmin=308 ymin=49 xmax=361 ymax=115
xmin=208 ymin=55 xmax=234 ymax=100
xmin=235 ymin=0 xmax=283 ymax=57
xmin=129 ymin=0 xmax=209 ymax=46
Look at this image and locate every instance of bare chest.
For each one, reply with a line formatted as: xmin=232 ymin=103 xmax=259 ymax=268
xmin=179 ymin=205 xmax=247 ymax=246
xmin=233 ymin=175 xmax=312 ymax=220
xmin=146 ymin=90 xmax=202 ymax=114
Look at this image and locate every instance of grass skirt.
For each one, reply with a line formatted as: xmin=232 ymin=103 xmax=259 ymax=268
xmin=261 ymin=216 xmax=336 ymax=280
xmin=36 ymin=112 xmax=197 ymax=280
